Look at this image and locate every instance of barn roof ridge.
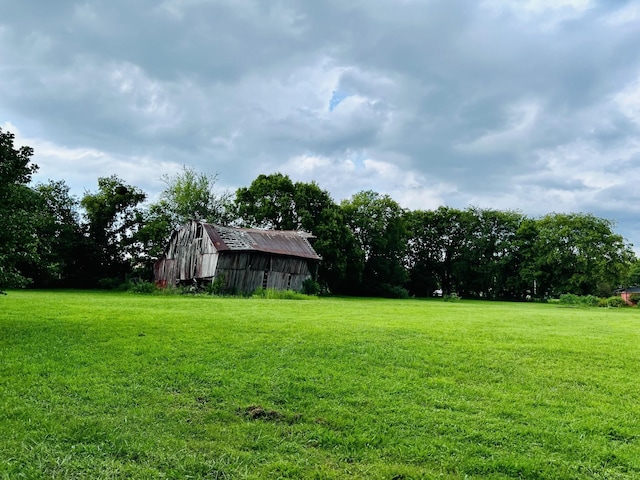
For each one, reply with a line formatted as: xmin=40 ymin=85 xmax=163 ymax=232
xmin=205 ymin=222 xmax=315 ymax=237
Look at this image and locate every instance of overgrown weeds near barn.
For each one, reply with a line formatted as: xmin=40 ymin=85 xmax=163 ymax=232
xmin=252 ymin=287 xmax=318 ymax=300
xmin=125 ymin=280 xmax=318 ymax=300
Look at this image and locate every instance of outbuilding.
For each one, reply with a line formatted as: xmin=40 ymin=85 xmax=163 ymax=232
xmin=616 ymin=286 xmax=640 ymax=306
xmin=154 ymin=220 xmax=321 ymax=293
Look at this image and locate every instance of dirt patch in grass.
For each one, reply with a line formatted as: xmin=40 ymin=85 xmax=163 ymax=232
xmin=239 ymin=405 xmax=284 ymax=421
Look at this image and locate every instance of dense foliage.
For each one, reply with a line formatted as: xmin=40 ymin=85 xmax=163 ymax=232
xmin=0 ymin=128 xmax=636 ymax=298
xmin=0 ymin=128 xmax=40 ymax=291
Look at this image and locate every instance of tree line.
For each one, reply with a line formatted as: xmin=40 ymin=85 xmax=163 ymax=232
xmin=2 ymin=127 xmax=638 ymax=298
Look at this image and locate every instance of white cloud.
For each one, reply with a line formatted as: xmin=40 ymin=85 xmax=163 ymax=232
xmin=614 ymin=76 xmax=640 ymax=126
xmin=470 ymin=138 xmax=640 ymax=215
xmin=279 ymin=152 xmax=452 ymax=209
xmin=2 ymin=0 xmax=640 ymax=249
xmin=480 ymin=0 xmax=594 ymax=31
xmin=482 ymin=0 xmax=593 ymax=17
xmin=456 ymin=100 xmax=541 ymax=154
xmin=108 ymin=62 xmax=176 ymax=119
xmin=3 ymin=121 xmax=181 ymax=198
xmin=605 ymin=3 xmax=640 ymax=26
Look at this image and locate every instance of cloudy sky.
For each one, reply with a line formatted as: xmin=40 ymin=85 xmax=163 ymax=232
xmin=2 ymin=0 xmax=640 ymax=249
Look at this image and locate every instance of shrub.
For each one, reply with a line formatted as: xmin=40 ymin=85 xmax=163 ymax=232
xmin=581 ymin=295 xmax=601 ymax=307
xmin=443 ymin=293 xmax=460 ymax=302
xmin=598 ymin=296 xmax=626 ymax=308
xmin=559 ymin=294 xmax=600 ymax=307
xmin=205 ymin=275 xmax=227 ymax=295
xmin=301 ymin=279 xmax=321 ymax=296
xmin=375 ymin=283 xmax=410 ymax=299
xmin=558 ymin=293 xmax=580 ymax=306
xmin=97 ymin=277 xmax=127 ymax=290
xmin=128 ymin=281 xmax=157 ymax=294
xmin=252 ymin=288 xmax=314 ymax=300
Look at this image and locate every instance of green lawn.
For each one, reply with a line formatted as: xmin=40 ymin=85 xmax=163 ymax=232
xmin=1 ymin=291 xmax=639 ymax=479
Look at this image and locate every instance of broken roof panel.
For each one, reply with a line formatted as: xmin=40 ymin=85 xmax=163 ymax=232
xmin=202 ymin=223 xmax=321 ymax=260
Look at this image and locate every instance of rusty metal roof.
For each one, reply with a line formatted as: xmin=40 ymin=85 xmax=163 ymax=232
xmin=202 ymin=223 xmax=321 ymax=260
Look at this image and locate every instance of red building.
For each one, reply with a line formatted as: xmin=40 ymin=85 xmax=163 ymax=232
xmin=616 ymin=287 xmax=640 ymax=306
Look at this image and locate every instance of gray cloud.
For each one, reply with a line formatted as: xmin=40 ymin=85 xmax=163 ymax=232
xmin=2 ymin=0 xmax=640 ymax=249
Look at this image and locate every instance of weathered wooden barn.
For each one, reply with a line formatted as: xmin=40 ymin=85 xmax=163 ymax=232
xmin=154 ymin=220 xmax=321 ymax=293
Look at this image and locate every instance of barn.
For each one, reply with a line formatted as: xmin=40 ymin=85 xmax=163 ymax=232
xmin=154 ymin=220 xmax=321 ymax=293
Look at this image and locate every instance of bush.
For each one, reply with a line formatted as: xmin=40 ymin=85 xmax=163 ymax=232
xmin=559 ymin=294 xmax=600 ymax=307
xmin=443 ymin=293 xmax=461 ymax=302
xmin=205 ymin=275 xmax=227 ymax=295
xmin=598 ymin=296 xmax=626 ymax=308
xmin=127 ymin=280 xmax=157 ymax=294
xmin=301 ymin=279 xmax=321 ymax=296
xmin=375 ymin=283 xmax=410 ymax=299
xmin=252 ymin=288 xmax=314 ymax=300
xmin=558 ymin=293 xmax=580 ymax=306
xmin=97 ymin=277 xmax=127 ymax=290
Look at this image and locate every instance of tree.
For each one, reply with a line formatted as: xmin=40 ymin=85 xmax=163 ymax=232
xmin=234 ymin=173 xmax=297 ymax=230
xmin=406 ymin=207 xmax=526 ymax=299
xmin=459 ymin=208 xmax=525 ymax=299
xmin=81 ymin=175 xmax=147 ymax=285
xmin=155 ymin=166 xmax=231 ymax=226
xmin=341 ymin=191 xmax=409 ymax=296
xmin=137 ymin=166 xmax=231 ymax=274
xmin=520 ymin=213 xmax=634 ymax=297
xmin=0 ymin=128 xmax=40 ymax=291
xmin=405 ymin=207 xmax=473 ymax=297
xmin=626 ymin=260 xmax=640 ymax=287
xmin=18 ymin=180 xmax=86 ymax=287
xmin=233 ymin=173 xmax=361 ymax=293
xmin=405 ymin=209 xmax=444 ymax=297
xmin=292 ymin=180 xmax=362 ymax=294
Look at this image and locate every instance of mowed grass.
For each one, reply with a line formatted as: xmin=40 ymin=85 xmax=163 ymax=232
xmin=1 ymin=292 xmax=640 ymax=479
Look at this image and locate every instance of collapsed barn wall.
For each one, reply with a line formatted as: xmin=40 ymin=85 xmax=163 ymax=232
xmin=154 ymin=221 xmax=219 ymax=287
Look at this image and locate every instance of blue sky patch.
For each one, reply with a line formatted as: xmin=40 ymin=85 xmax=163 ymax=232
xmin=329 ymin=90 xmax=351 ymax=112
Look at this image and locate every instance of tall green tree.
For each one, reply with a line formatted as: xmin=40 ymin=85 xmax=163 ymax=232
xmin=233 ymin=173 xmax=361 ymax=293
xmin=406 ymin=207 xmax=525 ymax=299
xmin=341 ymin=191 xmax=409 ymax=296
xmin=234 ymin=173 xmax=297 ymax=230
xmin=137 ymin=166 xmax=231 ymax=273
xmin=156 ymin=166 xmax=231 ymax=226
xmin=461 ymin=208 xmax=525 ymax=299
xmin=405 ymin=209 xmax=443 ymax=297
xmin=520 ymin=213 xmax=634 ymax=297
xmin=405 ymin=207 xmax=472 ymax=296
xmin=293 ymin=180 xmax=362 ymax=294
xmin=81 ymin=175 xmax=147 ymax=285
xmin=19 ymin=180 xmax=87 ymax=287
xmin=625 ymin=260 xmax=640 ymax=287
xmin=0 ymin=128 xmax=40 ymax=291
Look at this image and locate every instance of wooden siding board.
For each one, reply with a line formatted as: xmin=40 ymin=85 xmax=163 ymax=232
xmin=213 ymin=252 xmax=312 ymax=293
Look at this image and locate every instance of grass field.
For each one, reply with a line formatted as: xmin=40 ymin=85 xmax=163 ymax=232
xmin=1 ymin=291 xmax=639 ymax=479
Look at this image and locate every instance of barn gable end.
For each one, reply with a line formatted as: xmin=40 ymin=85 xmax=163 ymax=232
xmin=154 ymin=220 xmax=321 ymax=293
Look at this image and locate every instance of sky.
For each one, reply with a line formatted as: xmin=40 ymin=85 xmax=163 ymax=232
xmin=2 ymin=0 xmax=640 ymax=250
